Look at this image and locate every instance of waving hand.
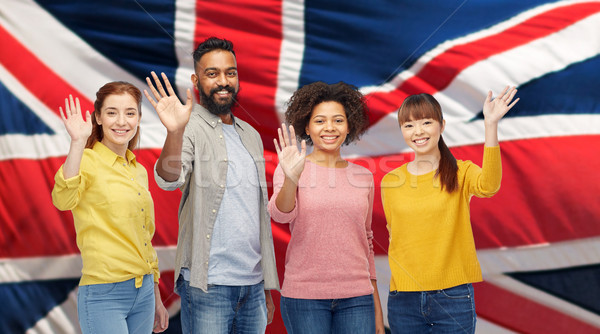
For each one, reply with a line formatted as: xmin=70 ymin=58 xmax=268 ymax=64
xmin=144 ymin=71 xmax=193 ymax=133
xmin=274 ymin=124 xmax=306 ymax=184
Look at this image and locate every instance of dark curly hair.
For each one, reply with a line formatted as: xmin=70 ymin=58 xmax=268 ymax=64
xmin=285 ymin=81 xmax=369 ymax=146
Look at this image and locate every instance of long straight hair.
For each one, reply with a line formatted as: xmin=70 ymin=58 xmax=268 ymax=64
xmin=85 ymin=81 xmax=142 ymax=151
xmin=398 ymin=93 xmax=458 ymax=193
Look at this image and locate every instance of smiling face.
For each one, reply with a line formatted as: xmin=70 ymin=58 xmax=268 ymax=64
xmin=400 ymin=117 xmax=445 ymax=156
xmin=305 ymin=101 xmax=349 ymax=154
xmin=192 ymin=49 xmax=239 ymax=115
xmin=95 ymin=93 xmax=140 ymax=156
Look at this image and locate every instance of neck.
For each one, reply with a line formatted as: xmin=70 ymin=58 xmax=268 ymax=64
xmin=219 ymin=113 xmax=233 ymax=125
xmin=409 ymin=150 xmax=441 ymax=175
xmin=307 ymin=149 xmax=347 ymax=168
xmin=101 ymin=139 xmax=128 ymax=158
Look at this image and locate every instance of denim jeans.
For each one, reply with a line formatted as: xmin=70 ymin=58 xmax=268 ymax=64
xmin=176 ymin=275 xmax=267 ymax=333
xmin=280 ymin=294 xmax=375 ymax=334
xmin=77 ymin=274 xmax=155 ymax=334
xmin=387 ymin=283 xmax=476 ymax=334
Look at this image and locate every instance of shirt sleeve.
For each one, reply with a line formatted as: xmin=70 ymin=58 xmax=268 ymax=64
xmin=365 ymin=178 xmax=377 ymax=280
xmin=52 ymin=164 xmax=88 ymax=211
xmin=154 ymin=126 xmax=195 ymax=191
xmin=466 ymin=145 xmax=502 ymax=198
xmin=267 ymin=165 xmax=298 ymax=224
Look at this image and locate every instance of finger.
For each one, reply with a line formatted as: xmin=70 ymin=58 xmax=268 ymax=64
xmin=146 ymin=75 xmax=161 ymax=101
xmin=288 ymin=125 xmax=297 ymax=147
xmin=484 ymin=90 xmax=492 ymax=105
xmin=152 ymin=71 xmax=168 ymax=98
xmin=161 ymin=72 xmax=176 ymax=96
xmin=273 ymin=138 xmax=281 ymax=156
xmin=281 ymin=123 xmax=291 ymax=146
xmin=75 ymin=97 xmax=82 ymax=116
xmin=499 ymin=85 xmax=510 ymax=101
xmin=148 ymin=72 xmax=165 ymax=99
xmin=144 ymin=89 xmax=158 ymax=109
xmin=59 ymin=107 xmax=66 ymax=122
xmin=506 ymin=87 xmax=518 ymax=103
xmin=300 ymin=139 xmax=307 ymax=157
xmin=507 ymin=97 xmax=520 ymax=110
xmin=185 ymin=88 xmax=193 ymax=107
xmin=278 ymin=126 xmax=286 ymax=148
xmin=85 ymin=110 xmax=92 ymax=123
xmin=69 ymin=95 xmax=76 ymax=115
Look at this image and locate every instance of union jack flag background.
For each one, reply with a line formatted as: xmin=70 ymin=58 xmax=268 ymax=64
xmin=1 ymin=0 xmax=599 ymax=333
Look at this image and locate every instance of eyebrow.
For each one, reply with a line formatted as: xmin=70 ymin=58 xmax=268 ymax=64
xmin=204 ymin=66 xmax=237 ymax=73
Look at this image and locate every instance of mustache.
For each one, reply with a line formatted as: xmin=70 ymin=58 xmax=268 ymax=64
xmin=210 ymin=85 xmax=236 ymax=96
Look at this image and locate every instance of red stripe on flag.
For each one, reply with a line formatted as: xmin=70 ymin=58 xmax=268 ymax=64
xmin=365 ymin=2 xmax=600 ymax=124
xmin=475 ymin=281 xmax=600 ymax=333
xmin=0 ymin=25 xmax=93 ymax=116
xmin=194 ymin=0 xmax=283 ymax=150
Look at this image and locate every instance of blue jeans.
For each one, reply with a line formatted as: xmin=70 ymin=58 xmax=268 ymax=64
xmin=176 ymin=275 xmax=267 ymax=333
xmin=77 ymin=274 xmax=155 ymax=334
xmin=280 ymin=294 xmax=375 ymax=334
xmin=387 ymin=283 xmax=476 ymax=334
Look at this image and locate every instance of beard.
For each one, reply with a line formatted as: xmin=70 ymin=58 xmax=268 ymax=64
xmin=199 ymin=85 xmax=238 ymax=116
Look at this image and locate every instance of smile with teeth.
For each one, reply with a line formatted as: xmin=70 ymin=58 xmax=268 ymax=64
xmin=113 ymin=129 xmax=129 ymax=134
xmin=414 ymin=138 xmax=428 ymax=145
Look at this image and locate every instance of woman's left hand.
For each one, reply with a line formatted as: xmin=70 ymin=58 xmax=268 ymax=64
xmin=483 ymin=85 xmax=519 ymax=124
xmin=153 ymin=285 xmax=169 ymax=333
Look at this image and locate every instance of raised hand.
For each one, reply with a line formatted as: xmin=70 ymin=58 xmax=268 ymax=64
xmin=274 ymin=124 xmax=306 ymax=183
xmin=483 ymin=85 xmax=519 ymax=124
xmin=59 ymin=95 xmax=92 ymax=143
xmin=144 ymin=71 xmax=193 ymax=133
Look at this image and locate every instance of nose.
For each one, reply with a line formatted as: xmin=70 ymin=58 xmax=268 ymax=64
xmin=116 ymin=113 xmax=127 ymax=125
xmin=325 ymin=120 xmax=334 ymax=131
xmin=414 ymin=124 xmax=424 ymax=134
xmin=217 ymin=73 xmax=228 ymax=86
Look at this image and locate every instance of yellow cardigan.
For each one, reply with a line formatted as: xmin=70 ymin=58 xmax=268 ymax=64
xmin=381 ymin=146 xmax=501 ymax=291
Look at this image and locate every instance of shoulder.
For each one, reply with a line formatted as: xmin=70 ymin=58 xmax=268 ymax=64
xmin=347 ymin=162 xmax=374 ymax=179
xmin=381 ymin=164 xmax=407 ymax=183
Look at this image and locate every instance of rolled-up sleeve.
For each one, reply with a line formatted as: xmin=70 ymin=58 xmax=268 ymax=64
xmin=52 ymin=166 xmax=85 ymax=211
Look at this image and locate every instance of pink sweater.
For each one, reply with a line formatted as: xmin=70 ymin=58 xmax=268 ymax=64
xmin=268 ymin=160 xmax=376 ymax=299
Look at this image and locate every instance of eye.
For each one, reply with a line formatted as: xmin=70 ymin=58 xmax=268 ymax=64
xmin=127 ymin=111 xmax=137 ymax=116
xmin=402 ymin=124 xmax=413 ymax=128
xmin=335 ymin=118 xmax=345 ymax=123
xmin=206 ymin=72 xmax=217 ymax=78
xmin=227 ymin=70 xmax=237 ymax=77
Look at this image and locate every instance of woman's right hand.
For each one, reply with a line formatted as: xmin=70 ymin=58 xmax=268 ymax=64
xmin=59 ymin=95 xmax=92 ymax=143
xmin=274 ymin=124 xmax=306 ymax=184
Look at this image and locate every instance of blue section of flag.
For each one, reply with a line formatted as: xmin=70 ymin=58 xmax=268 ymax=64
xmin=0 ymin=82 xmax=54 ymax=135
xmin=508 ymin=264 xmax=600 ymax=314
xmin=0 ymin=279 xmax=78 ymax=333
xmin=471 ymin=54 xmax=600 ymax=120
xmin=300 ymin=0 xmax=550 ymax=88
xmin=36 ymin=0 xmax=179 ymax=89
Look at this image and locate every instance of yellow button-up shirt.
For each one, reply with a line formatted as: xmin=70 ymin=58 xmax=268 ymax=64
xmin=52 ymin=142 xmax=159 ymax=288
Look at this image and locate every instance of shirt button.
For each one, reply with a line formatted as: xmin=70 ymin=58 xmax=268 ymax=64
xmin=141 ymin=208 xmax=144 ymax=212
xmin=212 ymin=121 xmax=215 ymax=125
xmin=220 ymin=184 xmax=224 ymax=188
xmin=217 ymin=119 xmax=221 ymax=123
xmin=123 ymin=163 xmax=126 ymax=166
xmin=206 ymin=234 xmax=210 ymax=239
xmin=212 ymin=209 xmax=216 ymax=213
xmin=145 ymin=242 xmax=147 ymax=246
xmin=138 ymin=192 xmax=141 ymax=196
xmin=143 ymin=225 xmax=146 ymax=229
xmin=205 ymin=261 xmax=209 ymax=265
xmin=223 ymin=158 xmax=227 ymax=162
xmin=219 ymin=135 xmax=223 ymax=139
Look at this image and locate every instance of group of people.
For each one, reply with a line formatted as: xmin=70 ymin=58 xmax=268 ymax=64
xmin=51 ymin=37 xmax=518 ymax=334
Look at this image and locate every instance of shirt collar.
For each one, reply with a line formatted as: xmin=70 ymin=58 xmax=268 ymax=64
xmin=196 ymin=104 xmax=245 ymax=131
xmin=93 ymin=141 xmax=137 ymax=166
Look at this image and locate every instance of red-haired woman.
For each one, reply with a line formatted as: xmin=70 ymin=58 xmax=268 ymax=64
xmin=52 ymin=82 xmax=168 ymax=333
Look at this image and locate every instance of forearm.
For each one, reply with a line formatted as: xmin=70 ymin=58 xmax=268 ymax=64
xmin=156 ymin=130 xmax=184 ymax=181
xmin=62 ymin=139 xmax=87 ymax=179
xmin=275 ymin=177 xmax=298 ymax=213
xmin=484 ymin=121 xmax=499 ymax=147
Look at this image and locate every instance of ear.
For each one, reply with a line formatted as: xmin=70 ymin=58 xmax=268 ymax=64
xmin=441 ymin=119 xmax=446 ymax=133
xmin=191 ymin=73 xmax=198 ymax=86
xmin=95 ymin=111 xmax=101 ymax=125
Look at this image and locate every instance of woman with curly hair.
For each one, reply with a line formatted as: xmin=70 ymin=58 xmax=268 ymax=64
xmin=268 ymin=81 xmax=384 ymax=334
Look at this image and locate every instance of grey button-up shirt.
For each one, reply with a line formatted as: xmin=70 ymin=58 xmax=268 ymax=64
xmin=154 ymin=104 xmax=279 ymax=292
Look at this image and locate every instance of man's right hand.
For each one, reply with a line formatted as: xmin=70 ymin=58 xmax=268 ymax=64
xmin=144 ymin=71 xmax=193 ymax=134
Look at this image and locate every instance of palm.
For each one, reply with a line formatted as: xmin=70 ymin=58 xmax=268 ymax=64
xmin=274 ymin=124 xmax=306 ymax=182
xmin=60 ymin=95 xmax=92 ymax=142
xmin=483 ymin=86 xmax=519 ymax=123
xmin=145 ymin=71 xmax=193 ymax=133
